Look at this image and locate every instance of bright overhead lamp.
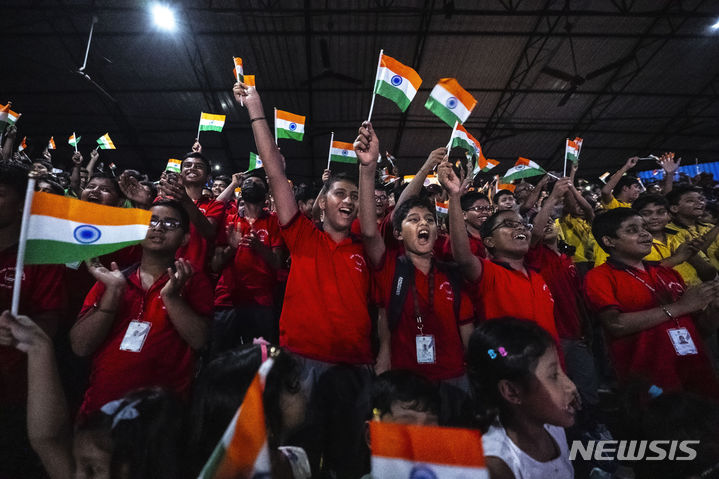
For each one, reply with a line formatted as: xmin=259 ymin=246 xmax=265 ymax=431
xmin=151 ymin=4 xmax=176 ymax=31
xmin=711 ymin=19 xmax=719 ymax=30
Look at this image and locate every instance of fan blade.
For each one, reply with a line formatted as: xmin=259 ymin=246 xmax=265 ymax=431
xmin=558 ymin=85 xmax=577 ymax=107
xmin=76 ymin=71 xmax=118 ymax=103
xmin=540 ymin=66 xmax=576 ymax=83
xmin=320 ymin=38 xmax=331 ymax=69
xmin=585 ymin=55 xmax=633 ymax=80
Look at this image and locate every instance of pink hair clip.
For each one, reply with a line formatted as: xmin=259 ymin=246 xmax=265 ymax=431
xmin=498 ymin=347 xmax=508 ymax=357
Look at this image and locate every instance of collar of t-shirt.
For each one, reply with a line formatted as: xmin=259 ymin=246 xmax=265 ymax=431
xmin=238 ymin=207 xmax=270 ymax=219
xmin=491 ymin=258 xmax=539 ymax=274
xmin=606 ymin=256 xmax=661 ymax=272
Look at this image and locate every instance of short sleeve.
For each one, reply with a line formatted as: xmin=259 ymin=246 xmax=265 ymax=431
xmin=583 ymin=267 xmax=621 ymax=313
xmin=280 ymin=211 xmax=316 ymax=252
xmin=78 ymin=281 xmax=108 ymax=319
xmin=268 ymin=214 xmax=285 ymax=249
xmin=27 ymin=265 xmax=67 ymax=315
xmin=458 ymin=288 xmax=475 ymax=325
xmin=184 ymin=271 xmax=214 ymax=318
xmin=202 ymin=199 xmax=226 ymax=224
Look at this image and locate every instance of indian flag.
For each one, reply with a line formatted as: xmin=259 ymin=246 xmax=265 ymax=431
xmin=449 ymin=123 xmax=480 ymax=158
xmin=166 ymin=158 xmax=181 ymax=173
xmin=68 ymin=134 xmax=81 ymax=147
xmin=566 ymin=137 xmax=583 ymax=164
xmin=198 ymin=359 xmax=273 ymax=479
xmin=435 ymin=199 xmax=449 ymax=215
xmin=248 ymin=152 xmax=262 ymax=170
xmin=373 ymin=53 xmax=422 ymax=112
xmin=199 ymin=113 xmax=226 ymax=133
xmin=370 ymin=422 xmax=488 ymax=478
xmin=425 ymin=78 xmax=477 ymax=127
xmin=232 ymin=57 xmax=243 ymax=81
xmin=243 ymin=75 xmax=255 ymax=87
xmin=18 ymin=136 xmax=27 ymax=152
xmin=275 ymin=109 xmax=305 ymax=141
xmin=476 ymin=153 xmax=499 ymax=174
xmin=496 ymin=181 xmax=516 ymax=193
xmin=97 ymin=133 xmax=116 ymax=150
xmin=502 ymin=157 xmax=545 ymax=182
xmin=47 ymin=137 xmax=56 ymax=150
xmin=329 ymin=141 xmax=357 ymax=164
xmin=0 ymin=103 xmax=20 ymax=126
xmin=23 ymin=192 xmax=151 ymax=264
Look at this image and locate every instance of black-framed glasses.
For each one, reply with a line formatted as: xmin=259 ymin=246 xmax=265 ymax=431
xmin=466 ymin=205 xmax=493 ymax=213
xmin=149 ymin=217 xmax=182 ymax=230
xmin=491 ymin=219 xmax=533 ymax=232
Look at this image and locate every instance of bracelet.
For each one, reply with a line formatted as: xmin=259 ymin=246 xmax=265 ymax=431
xmin=662 ymin=305 xmax=674 ymax=319
xmin=250 ymin=117 xmax=266 ymax=123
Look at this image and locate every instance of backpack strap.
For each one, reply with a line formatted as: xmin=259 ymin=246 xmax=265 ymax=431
xmin=387 ymin=255 xmax=415 ymax=332
xmin=434 ymin=260 xmax=462 ymax=322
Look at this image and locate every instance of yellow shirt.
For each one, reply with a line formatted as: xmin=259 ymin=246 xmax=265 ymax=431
xmin=644 ymin=231 xmax=702 ymax=286
xmin=668 ymin=221 xmax=719 ymax=271
xmin=559 ymin=215 xmax=595 ymax=264
xmin=602 ymin=196 xmax=632 ymax=210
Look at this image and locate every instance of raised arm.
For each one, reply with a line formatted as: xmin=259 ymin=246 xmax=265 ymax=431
xmin=658 ymin=152 xmax=679 ymax=195
xmin=438 ymin=161 xmax=482 ymax=282
xmin=311 ymin=169 xmax=331 ymax=223
xmin=394 ymin=147 xmax=446 ymax=213
xmin=519 ymin=175 xmax=549 ymax=215
xmin=354 ymin=121 xmax=385 ymax=268
xmin=216 ymin=172 xmax=244 ymax=204
xmin=531 ymin=178 xmax=570 ymax=246
xmin=601 ymin=156 xmax=638 ymax=204
xmin=2 ymin=125 xmax=17 ymax=161
xmin=233 ymin=82 xmax=298 ymax=225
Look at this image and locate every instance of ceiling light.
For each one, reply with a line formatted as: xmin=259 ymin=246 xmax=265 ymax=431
xmin=152 ymin=4 xmax=176 ymax=31
xmin=711 ymin=19 xmax=719 ymax=30
xmin=214 ymin=164 xmax=221 ymax=171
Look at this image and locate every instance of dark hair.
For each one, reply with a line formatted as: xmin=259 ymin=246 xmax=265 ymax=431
xmin=151 ymin=199 xmax=190 ymax=233
xmin=78 ymin=387 xmax=184 ymax=479
xmin=592 ymin=207 xmax=641 ymax=253
xmin=32 ymin=159 xmax=53 ymax=171
xmin=460 ymin=191 xmax=490 ymax=211
xmin=391 ymin=196 xmax=435 ymax=233
xmin=188 ymin=345 xmax=263 ymax=475
xmin=139 ymin=181 xmax=158 ymax=202
xmin=374 ymin=181 xmax=387 ymax=192
xmin=494 ymin=189 xmax=514 ymax=203
xmin=466 ymin=318 xmax=555 ymax=431
xmin=371 ymin=370 xmax=440 ymax=419
xmin=244 ymin=170 xmax=269 ymax=190
xmin=324 ymin=172 xmax=357 ymax=191
xmin=613 ymin=175 xmax=639 ymax=196
xmin=0 ymin=161 xmax=29 ymax=196
xmin=632 ymin=193 xmax=668 ymax=212
xmin=294 ymin=183 xmax=314 ymax=203
xmin=35 ymin=174 xmax=65 ymax=196
xmin=263 ymin=348 xmax=303 ymax=446
xmin=213 ymin=175 xmax=231 ymax=185
xmin=478 ymin=209 xmax=518 ymax=240
xmin=182 ymin=152 xmax=211 ymax=171
xmin=86 ymin=172 xmax=122 ymax=198
xmin=665 ymin=185 xmax=703 ymax=207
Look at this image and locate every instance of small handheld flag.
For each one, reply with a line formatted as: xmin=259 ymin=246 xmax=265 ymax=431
xmin=372 ymin=52 xmax=422 ymax=115
xmin=18 ymin=136 xmax=27 ymax=152
xmin=563 ymin=136 xmax=583 ymax=176
xmin=328 ymin=140 xmax=358 ymax=165
xmin=425 ymin=78 xmax=477 ymax=127
xmin=96 ymin=133 xmax=116 ymax=150
xmin=233 ymin=57 xmax=243 ymax=82
xmin=166 ymin=158 xmax=181 ymax=173
xmin=448 ymin=123 xmax=481 ymax=158
xmin=0 ymin=103 xmax=21 ymax=131
xmin=198 ymin=113 xmax=226 ymax=137
xmin=47 ymin=137 xmax=56 ymax=150
xmin=248 ymin=152 xmax=263 ymax=171
xmin=274 ymin=109 xmax=305 ymax=142
xmin=68 ymin=133 xmax=81 ymax=152
xmin=435 ymin=199 xmax=449 ymax=216
xmin=502 ymin=157 xmax=546 ymax=182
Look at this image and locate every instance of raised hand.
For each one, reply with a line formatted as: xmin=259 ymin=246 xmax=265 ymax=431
xmin=118 ymin=170 xmax=152 ymax=207
xmin=231 ymin=172 xmax=245 ymax=187
xmin=658 ymin=152 xmax=680 ymax=174
xmin=239 ymin=231 xmax=262 ymax=250
xmin=233 ymin=81 xmax=259 ymax=109
xmin=353 ymin=121 xmax=380 ymax=167
xmin=625 ymin=156 xmax=639 ymax=169
xmin=159 ymin=174 xmax=190 ymax=204
xmin=86 ymin=260 xmax=127 ymax=292
xmin=425 ymin=147 xmax=448 ymax=170
xmin=549 ymin=177 xmax=572 ymax=200
xmin=226 ymin=223 xmax=244 ymax=250
xmin=5 ymin=125 xmax=17 ymax=139
xmin=437 ymin=161 xmax=462 ymax=196
xmin=71 ymin=151 xmax=84 ymax=167
xmin=0 ymin=311 xmax=51 ymax=354
xmin=89 ymin=148 xmax=99 ymax=164
xmin=192 ymin=139 xmax=202 ymax=153
xmin=321 ymin=169 xmax=331 ymax=183
xmin=161 ymin=259 xmax=194 ymax=298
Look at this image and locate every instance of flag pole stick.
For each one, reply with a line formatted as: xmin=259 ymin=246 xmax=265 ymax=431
xmin=385 ymin=151 xmax=395 ymax=168
xmin=196 ymin=114 xmax=202 ymax=143
xmin=366 ymin=49 xmax=384 ymax=123
xmin=73 ymin=131 xmax=78 ymax=153
xmin=235 ymin=59 xmax=244 ymax=107
xmin=326 ymin=131 xmax=334 ymax=170
xmin=274 ymin=108 xmax=278 ymax=144
xmin=445 ymin=121 xmax=458 ymax=152
xmin=562 ymin=139 xmax=568 ymax=178
xmin=11 ymin=178 xmax=36 ymax=316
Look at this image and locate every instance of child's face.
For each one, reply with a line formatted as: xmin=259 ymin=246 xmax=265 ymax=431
xmin=496 ymin=194 xmax=516 ymax=211
xmin=463 ymin=199 xmax=492 ymax=230
xmin=484 ymin=211 xmax=531 ymax=257
xmin=637 ymin=203 xmax=670 ymax=234
xmin=382 ymin=400 xmax=439 ymax=426
xmin=398 ymin=206 xmax=438 ymax=256
xmin=671 ymin=191 xmax=705 ymax=219
xmin=523 ymin=346 xmax=579 ymax=428
xmin=603 ymin=215 xmax=653 ymax=259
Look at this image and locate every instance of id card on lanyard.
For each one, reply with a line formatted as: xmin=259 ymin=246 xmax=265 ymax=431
xmin=412 ymin=269 xmax=436 ymax=364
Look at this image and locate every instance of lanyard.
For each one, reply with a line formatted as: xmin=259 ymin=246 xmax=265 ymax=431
xmin=622 ymin=267 xmax=680 ymax=326
xmin=411 ymin=266 xmax=435 ymax=335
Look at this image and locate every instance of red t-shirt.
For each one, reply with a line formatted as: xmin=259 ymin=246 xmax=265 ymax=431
xmin=77 ymin=265 xmax=213 ymax=416
xmin=280 ymin=212 xmax=373 ymax=364
xmin=437 ymin=233 xmax=486 ymax=262
xmin=526 ymin=244 xmax=583 ymax=340
xmin=584 ymin=260 xmax=719 ymax=398
xmin=471 ymin=258 xmax=559 ymax=340
xmin=351 ymin=210 xmax=398 ymax=251
xmin=214 ymin=210 xmax=284 ymax=308
xmin=176 ymin=197 xmax=225 ymax=272
xmin=0 ymin=245 xmax=66 ymax=405
xmin=374 ymin=251 xmax=474 ymax=381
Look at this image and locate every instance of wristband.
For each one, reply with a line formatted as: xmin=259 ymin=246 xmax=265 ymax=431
xmin=250 ymin=117 xmax=266 ymax=123
xmin=662 ymin=305 xmax=674 ymax=319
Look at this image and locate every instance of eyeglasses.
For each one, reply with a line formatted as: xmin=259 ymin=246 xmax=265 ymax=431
xmin=491 ymin=219 xmax=533 ymax=232
xmin=466 ymin=205 xmax=493 ymax=213
xmin=149 ymin=217 xmax=182 ymax=230
xmin=374 ymin=195 xmax=388 ymax=201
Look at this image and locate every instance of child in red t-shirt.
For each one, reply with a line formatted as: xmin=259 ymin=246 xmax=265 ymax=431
xmin=584 ymin=207 xmax=719 ymax=398
xmin=356 ymin=125 xmax=474 ymax=384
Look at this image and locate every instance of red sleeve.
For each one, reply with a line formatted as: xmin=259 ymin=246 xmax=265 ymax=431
xmin=458 ymin=289 xmax=475 ymax=325
xmin=268 ymin=214 xmax=285 ymax=249
xmin=215 ymin=213 xmax=236 ymax=246
xmin=78 ymin=281 xmax=108 ymax=319
xmin=280 ymin=211 xmax=316 ymax=252
xmin=26 ymin=264 xmax=67 ymax=315
xmin=524 ymin=244 xmax=543 ymax=271
xmin=476 ymin=257 xmax=496 ymax=289
xmin=371 ymin=250 xmax=397 ymax=307
xmin=203 ymin=199 xmax=226 ymax=223
xmin=583 ymin=267 xmax=622 ymax=313
xmin=183 ymin=272 xmax=214 ymax=318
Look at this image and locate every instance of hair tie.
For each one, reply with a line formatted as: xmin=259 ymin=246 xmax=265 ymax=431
xmin=253 ymin=337 xmax=270 ymax=363
xmin=488 ymin=347 xmax=508 ymax=359
xmin=648 ymin=384 xmax=663 ymax=398
xmin=100 ymin=398 xmax=141 ymax=429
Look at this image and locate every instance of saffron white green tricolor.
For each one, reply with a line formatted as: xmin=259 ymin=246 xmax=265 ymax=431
xmin=24 ymin=192 xmax=151 ymax=264
xmin=435 ymin=200 xmax=449 ymax=215
xmin=248 ymin=152 xmax=263 ymax=170
xmin=0 ymin=103 xmax=21 ymax=126
xmin=68 ymin=133 xmax=81 ymax=147
xmin=373 ymin=53 xmax=422 ymax=112
xmin=565 ymin=137 xmax=583 ymax=164
xmin=329 ymin=141 xmax=358 ymax=164
xmin=166 ymin=158 xmax=181 ymax=173
xmin=502 ymin=157 xmax=546 ymax=182
xmin=425 ymin=78 xmax=477 ymax=127
xmin=449 ymin=123 xmax=481 ymax=158
xmin=96 ymin=133 xmax=116 ymax=149
xmin=275 ymin=109 xmax=305 ymax=141
xmin=199 ymin=113 xmax=226 ymax=133
xmin=47 ymin=137 xmax=56 ymax=150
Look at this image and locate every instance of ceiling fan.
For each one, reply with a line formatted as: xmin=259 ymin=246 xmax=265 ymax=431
xmin=301 ymin=38 xmax=363 ymax=86
xmin=74 ymin=16 xmax=118 ymax=103
xmin=541 ymin=23 xmax=633 ymax=106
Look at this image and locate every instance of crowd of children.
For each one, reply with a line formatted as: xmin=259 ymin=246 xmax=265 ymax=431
xmin=1 ymin=80 xmax=719 ymax=479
